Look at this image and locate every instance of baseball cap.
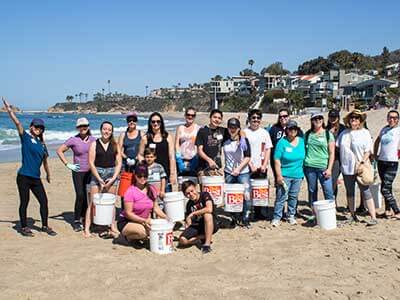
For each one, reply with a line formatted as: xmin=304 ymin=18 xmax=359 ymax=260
xmin=76 ymin=117 xmax=89 ymax=127
xmin=286 ymin=120 xmax=299 ymax=129
xmin=328 ymin=110 xmax=340 ymax=118
xmin=227 ymin=118 xmax=241 ymax=128
xmin=30 ymin=118 xmax=45 ymax=131
xmin=126 ymin=112 xmax=138 ymax=122
xmin=310 ymin=112 xmax=324 ymax=119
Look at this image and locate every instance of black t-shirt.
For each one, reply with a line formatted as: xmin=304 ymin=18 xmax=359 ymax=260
xmin=195 ymin=126 xmax=227 ymax=170
xmin=185 ymin=192 xmax=216 ymax=223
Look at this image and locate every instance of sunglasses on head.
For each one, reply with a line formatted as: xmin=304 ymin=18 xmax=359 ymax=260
xmin=350 ymin=115 xmax=360 ymax=120
xmin=186 ymin=113 xmax=196 ymax=118
xmin=279 ymin=115 xmax=289 ymax=119
xmin=151 ymin=120 xmax=161 ymax=124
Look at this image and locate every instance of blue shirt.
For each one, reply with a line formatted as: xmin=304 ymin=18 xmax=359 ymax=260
xmin=18 ymin=131 xmax=48 ymax=179
xmin=274 ymin=137 xmax=305 ymax=179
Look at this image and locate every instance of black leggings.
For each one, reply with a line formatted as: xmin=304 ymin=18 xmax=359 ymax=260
xmin=16 ymin=174 xmax=49 ymax=228
xmin=72 ymin=171 xmax=91 ymax=221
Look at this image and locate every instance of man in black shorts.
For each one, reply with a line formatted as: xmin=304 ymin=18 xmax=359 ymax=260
xmin=179 ymin=180 xmax=218 ymax=253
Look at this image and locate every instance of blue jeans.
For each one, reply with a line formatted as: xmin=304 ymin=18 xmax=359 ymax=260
xmin=273 ymin=177 xmax=302 ymax=221
xmin=304 ymin=166 xmax=334 ymax=206
xmin=224 ymin=172 xmax=251 ymax=222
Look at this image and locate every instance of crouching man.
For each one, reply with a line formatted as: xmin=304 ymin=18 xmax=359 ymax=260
xmin=179 ymin=180 xmax=218 ymax=254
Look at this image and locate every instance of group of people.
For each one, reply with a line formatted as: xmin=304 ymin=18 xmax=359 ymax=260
xmin=3 ymin=97 xmax=400 ymax=254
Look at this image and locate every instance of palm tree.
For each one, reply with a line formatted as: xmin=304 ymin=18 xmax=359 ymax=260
xmin=79 ymin=92 xmax=83 ymax=103
xmin=248 ymin=59 xmax=255 ymax=70
xmin=107 ymin=80 xmax=111 ymax=94
xmin=85 ymin=93 xmax=88 ymax=102
xmin=75 ymin=94 xmax=78 ymax=103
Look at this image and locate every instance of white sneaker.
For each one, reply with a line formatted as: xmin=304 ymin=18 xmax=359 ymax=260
xmin=288 ymin=217 xmax=297 ymax=225
xmin=271 ymin=219 xmax=280 ymax=227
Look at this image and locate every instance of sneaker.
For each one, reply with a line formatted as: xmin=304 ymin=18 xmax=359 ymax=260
xmin=201 ymin=245 xmax=212 ymax=254
xmin=271 ymin=219 xmax=280 ymax=227
xmin=72 ymin=221 xmax=83 ymax=232
xmin=366 ymin=219 xmax=378 ymax=227
xmin=346 ymin=215 xmax=360 ymax=224
xmin=20 ymin=227 xmax=34 ymax=237
xmin=41 ymin=226 xmax=57 ymax=236
xmin=288 ymin=217 xmax=297 ymax=225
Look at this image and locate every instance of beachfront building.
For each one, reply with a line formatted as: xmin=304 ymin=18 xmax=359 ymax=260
xmin=343 ymin=78 xmax=398 ymax=102
xmin=385 ymin=63 xmax=400 ymax=77
xmin=209 ymin=76 xmax=256 ymax=97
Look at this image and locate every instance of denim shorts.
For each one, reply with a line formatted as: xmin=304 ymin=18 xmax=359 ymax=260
xmin=90 ymin=167 xmax=119 ymax=187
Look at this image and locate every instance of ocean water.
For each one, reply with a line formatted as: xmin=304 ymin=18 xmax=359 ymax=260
xmin=0 ymin=112 xmax=184 ymax=162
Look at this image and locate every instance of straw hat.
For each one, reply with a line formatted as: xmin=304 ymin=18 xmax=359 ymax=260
xmin=343 ymin=109 xmax=367 ymax=127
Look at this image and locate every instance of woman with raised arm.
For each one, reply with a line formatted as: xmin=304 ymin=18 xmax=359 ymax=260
xmin=85 ymin=121 xmax=122 ymax=238
xmin=2 ymin=98 xmax=56 ymax=237
xmin=57 ymin=117 xmax=96 ymax=232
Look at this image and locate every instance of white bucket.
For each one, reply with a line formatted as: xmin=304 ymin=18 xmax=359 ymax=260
xmin=201 ymin=176 xmax=224 ymax=206
xmin=164 ymin=192 xmax=185 ymax=222
xmin=93 ymin=193 xmax=116 ymax=225
xmin=313 ymin=200 xmax=336 ymax=230
xmin=149 ymin=219 xmax=174 ymax=255
xmin=224 ymin=184 xmax=245 ymax=212
xmin=250 ymin=179 xmax=269 ymax=207
xmin=370 ymin=183 xmax=382 ymax=209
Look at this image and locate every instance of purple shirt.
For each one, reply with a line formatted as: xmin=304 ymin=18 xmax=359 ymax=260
xmin=64 ymin=135 xmax=96 ymax=172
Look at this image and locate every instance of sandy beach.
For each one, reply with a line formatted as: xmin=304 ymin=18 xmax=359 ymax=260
xmin=1 ymin=109 xmax=400 ymax=300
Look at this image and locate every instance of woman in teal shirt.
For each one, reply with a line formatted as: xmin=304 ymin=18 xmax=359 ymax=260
xmin=272 ymin=120 xmax=305 ymax=226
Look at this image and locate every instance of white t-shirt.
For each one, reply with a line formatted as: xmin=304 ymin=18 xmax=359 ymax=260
xmin=378 ymin=126 xmax=400 ymax=162
xmin=244 ymin=127 xmax=273 ymax=168
xmin=337 ymin=128 xmax=372 ymax=175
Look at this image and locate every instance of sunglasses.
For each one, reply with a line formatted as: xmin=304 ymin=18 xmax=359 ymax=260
xmin=186 ymin=113 xmax=196 ymax=118
xmin=312 ymin=116 xmax=323 ymax=121
xmin=388 ymin=116 xmax=399 ymax=120
xmin=350 ymin=115 xmax=361 ymax=120
xmin=279 ymin=115 xmax=289 ymax=119
xmin=151 ymin=120 xmax=161 ymax=124
xmin=136 ymin=174 xmax=148 ymax=179
xmin=251 ymin=116 xmax=261 ymax=120
xmin=77 ymin=125 xmax=89 ymax=129
xmin=33 ymin=125 xmax=45 ymax=131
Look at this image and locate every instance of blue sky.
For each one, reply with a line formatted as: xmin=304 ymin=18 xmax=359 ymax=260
xmin=1 ymin=0 xmax=399 ymax=109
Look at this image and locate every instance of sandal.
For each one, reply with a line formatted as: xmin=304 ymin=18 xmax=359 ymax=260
xmin=20 ymin=227 xmax=34 ymax=237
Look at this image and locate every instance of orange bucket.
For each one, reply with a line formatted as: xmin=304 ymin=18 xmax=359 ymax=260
xmin=118 ymin=171 xmax=134 ymax=197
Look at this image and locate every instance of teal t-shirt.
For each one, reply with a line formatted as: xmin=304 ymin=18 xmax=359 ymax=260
xmin=274 ymin=137 xmax=306 ymax=179
xmin=304 ymin=130 xmax=334 ymax=169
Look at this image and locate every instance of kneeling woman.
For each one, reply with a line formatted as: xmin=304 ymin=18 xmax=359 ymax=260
xmin=117 ymin=163 xmax=167 ymax=242
xmin=179 ymin=180 xmax=219 ymax=254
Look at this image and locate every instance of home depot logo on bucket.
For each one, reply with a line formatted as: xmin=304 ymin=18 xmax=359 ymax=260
xmin=166 ymin=232 xmax=173 ymax=246
xmin=226 ymin=193 xmax=244 ymax=205
xmin=203 ymin=185 xmax=222 ymax=201
xmin=252 ymin=187 xmax=269 ymax=206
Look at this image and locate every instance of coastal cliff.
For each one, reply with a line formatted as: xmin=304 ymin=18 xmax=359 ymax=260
xmin=48 ymin=95 xmax=211 ymax=113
